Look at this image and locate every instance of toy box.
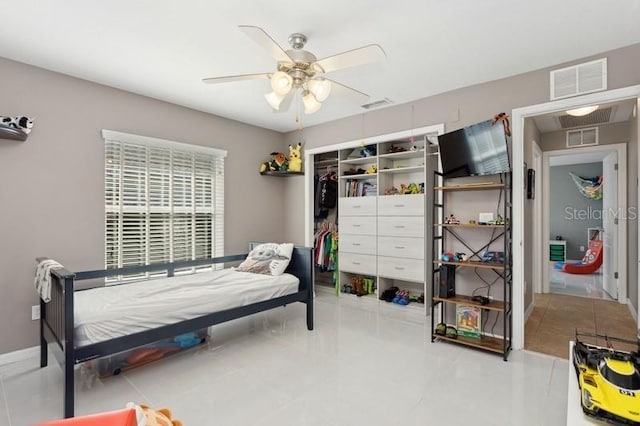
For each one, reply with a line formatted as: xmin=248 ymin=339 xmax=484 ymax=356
xmin=456 ymin=305 xmax=481 ymax=338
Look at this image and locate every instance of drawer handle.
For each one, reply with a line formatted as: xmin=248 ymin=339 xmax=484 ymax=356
xmin=394 ymin=225 xmax=405 ymax=228
xmin=352 ymin=261 xmax=361 ymax=265
xmin=352 ymin=243 xmax=361 ymax=246
xmin=394 ymin=266 xmax=405 ymax=270
xmin=353 ymin=205 xmax=361 ymax=208
xmin=394 ymin=246 xmax=405 ymax=249
xmin=393 ymin=204 xmax=405 ymax=207
xmin=352 ymin=224 xmax=361 ymax=227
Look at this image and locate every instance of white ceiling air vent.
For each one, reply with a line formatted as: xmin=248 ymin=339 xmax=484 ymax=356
xmin=550 ymin=58 xmax=607 ymax=100
xmin=566 ymin=127 xmax=598 ymax=148
xmin=361 ymin=98 xmax=393 ymax=109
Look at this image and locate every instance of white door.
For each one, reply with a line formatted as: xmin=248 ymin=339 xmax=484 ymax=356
xmin=602 ymin=151 xmax=618 ymax=299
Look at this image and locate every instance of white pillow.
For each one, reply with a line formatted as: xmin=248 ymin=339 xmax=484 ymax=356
xmin=235 ymin=243 xmax=294 ymax=276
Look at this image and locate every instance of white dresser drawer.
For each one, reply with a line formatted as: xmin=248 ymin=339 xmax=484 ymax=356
xmin=377 ymin=236 xmax=424 ymax=259
xmin=340 ymin=252 xmax=376 ymax=275
xmin=377 ymin=216 xmax=424 ymax=237
xmin=339 ymin=197 xmax=377 ymax=216
xmin=341 ymin=234 xmax=376 ymax=255
xmin=378 ymin=194 xmax=425 ymax=216
xmin=340 ymin=216 xmax=377 ymax=235
xmin=377 ymin=257 xmax=425 ymax=282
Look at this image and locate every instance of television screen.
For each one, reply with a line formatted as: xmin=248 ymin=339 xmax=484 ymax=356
xmin=437 ymin=119 xmax=511 ymax=178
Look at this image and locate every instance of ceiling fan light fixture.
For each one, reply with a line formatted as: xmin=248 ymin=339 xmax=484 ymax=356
xmin=303 ymin=91 xmax=322 ymax=114
xmin=566 ymin=105 xmax=599 ymax=117
xmin=264 ymin=91 xmax=285 ymax=110
xmin=308 ymin=78 xmax=331 ymax=102
xmin=270 ymin=71 xmax=293 ymax=96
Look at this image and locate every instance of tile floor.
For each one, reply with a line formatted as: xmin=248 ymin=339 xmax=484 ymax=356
xmin=525 ymin=292 xmax=638 ymax=359
xmin=548 ymin=262 xmax=611 ymax=300
xmin=1 ymin=293 xmax=571 ymax=426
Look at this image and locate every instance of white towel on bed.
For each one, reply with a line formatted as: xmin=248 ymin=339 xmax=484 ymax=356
xmin=35 ymin=259 xmax=63 ymax=303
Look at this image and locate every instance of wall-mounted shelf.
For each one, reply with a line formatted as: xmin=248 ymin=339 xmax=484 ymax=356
xmin=0 ymin=125 xmax=27 ymax=141
xmin=260 ymin=171 xmax=304 ymax=177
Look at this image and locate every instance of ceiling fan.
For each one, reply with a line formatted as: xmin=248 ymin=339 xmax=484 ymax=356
xmin=202 ymin=26 xmax=386 ymax=114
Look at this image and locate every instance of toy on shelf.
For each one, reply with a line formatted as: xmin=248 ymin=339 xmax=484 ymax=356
xmin=259 ymin=152 xmax=288 ymax=172
xmin=288 ymin=143 xmax=303 ymax=172
xmin=440 ymin=252 xmax=461 ymax=262
xmin=392 ymin=289 xmax=409 ymax=305
xmin=455 ymin=252 xmax=468 ymax=262
xmin=364 ymin=164 xmax=377 ymax=174
xmin=385 ymin=186 xmax=399 ymax=195
xmin=379 ymin=286 xmax=400 ymax=302
xmin=360 ymin=145 xmax=377 ymax=157
xmin=388 ymin=145 xmax=407 ymax=153
xmin=444 ymin=214 xmax=460 ymax=225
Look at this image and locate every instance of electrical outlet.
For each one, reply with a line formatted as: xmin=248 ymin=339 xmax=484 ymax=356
xmin=31 ymin=305 xmax=40 ymax=321
xmin=579 ymin=245 xmax=585 ymax=252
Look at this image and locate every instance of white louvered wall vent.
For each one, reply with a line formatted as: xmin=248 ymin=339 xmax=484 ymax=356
xmin=550 ymin=58 xmax=607 ymax=100
xmin=566 ymin=127 xmax=599 ymax=148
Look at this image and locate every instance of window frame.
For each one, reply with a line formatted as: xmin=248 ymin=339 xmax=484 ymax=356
xmin=102 ymin=130 xmax=226 ymax=281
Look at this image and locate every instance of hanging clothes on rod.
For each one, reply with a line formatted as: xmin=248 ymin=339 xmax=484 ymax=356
xmin=313 ymin=222 xmax=338 ymax=273
xmin=315 ymin=168 xmax=338 ymax=220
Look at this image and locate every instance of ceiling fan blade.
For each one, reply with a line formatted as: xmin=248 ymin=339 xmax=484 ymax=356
xmin=313 ymin=44 xmax=386 ymax=74
xmin=202 ymin=73 xmax=270 ymax=84
xmin=239 ymin=25 xmax=294 ymax=64
xmin=326 ymin=79 xmax=370 ymax=105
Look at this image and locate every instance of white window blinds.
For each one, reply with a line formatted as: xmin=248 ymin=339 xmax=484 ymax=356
xmin=103 ymin=130 xmax=225 ymax=279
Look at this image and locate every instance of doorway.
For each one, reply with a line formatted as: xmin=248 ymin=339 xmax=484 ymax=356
xmin=543 ymin=148 xmax=621 ymax=301
xmin=511 ymin=85 xmax=640 ymax=351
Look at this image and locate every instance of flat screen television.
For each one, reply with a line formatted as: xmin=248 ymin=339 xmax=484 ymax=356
xmin=438 ymin=119 xmax=511 ymax=178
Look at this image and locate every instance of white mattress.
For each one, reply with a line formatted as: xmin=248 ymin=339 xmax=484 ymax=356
xmin=74 ymin=269 xmax=300 ymax=346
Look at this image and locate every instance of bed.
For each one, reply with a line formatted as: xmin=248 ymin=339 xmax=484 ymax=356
xmin=38 ymin=243 xmax=314 ymax=418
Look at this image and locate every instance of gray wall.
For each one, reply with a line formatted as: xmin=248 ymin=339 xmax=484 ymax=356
xmin=282 ymin=42 xmax=640 ymax=326
xmin=283 ymin=43 xmax=640 ymax=244
xmin=549 ymin=163 xmax=603 ymax=260
xmin=539 ymin=122 xmax=631 ymax=150
xmin=0 ymin=57 xmax=287 ymax=354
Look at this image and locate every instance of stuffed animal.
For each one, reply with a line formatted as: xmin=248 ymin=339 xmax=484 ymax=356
xmin=364 ymin=164 xmax=377 ymax=174
xmin=259 ymin=152 xmax=288 ymax=172
xmin=288 ymin=143 xmax=303 ymax=172
xmin=128 ymin=402 xmax=183 ymax=426
xmin=1 ymin=115 xmax=34 ymax=134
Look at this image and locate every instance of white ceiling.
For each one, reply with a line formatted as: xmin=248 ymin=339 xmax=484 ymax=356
xmin=1 ymin=1 xmax=639 ymax=133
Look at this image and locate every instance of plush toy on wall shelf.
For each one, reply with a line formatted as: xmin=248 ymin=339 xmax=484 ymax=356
xmin=288 ymin=143 xmax=303 ymax=172
xmin=259 ymin=152 xmax=288 ymax=173
xmin=0 ymin=115 xmax=34 ymax=141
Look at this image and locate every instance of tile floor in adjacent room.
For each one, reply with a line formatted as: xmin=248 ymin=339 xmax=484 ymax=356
xmin=1 ymin=293 xmax=570 ymax=426
xmin=548 ymin=262 xmax=610 ymax=301
xmin=525 ymin=292 xmax=638 ymax=359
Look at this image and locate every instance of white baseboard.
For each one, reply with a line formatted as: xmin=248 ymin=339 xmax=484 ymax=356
xmin=0 ymin=345 xmax=39 ymax=366
xmin=525 ymin=299 xmax=535 ymax=323
xmin=627 ymin=298 xmax=638 ymax=323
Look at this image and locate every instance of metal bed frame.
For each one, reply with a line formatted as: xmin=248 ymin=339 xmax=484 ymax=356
xmin=39 ymin=244 xmax=314 ymax=418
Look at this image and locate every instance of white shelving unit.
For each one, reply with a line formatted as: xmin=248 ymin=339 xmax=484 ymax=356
xmin=336 ymin=133 xmax=440 ymax=315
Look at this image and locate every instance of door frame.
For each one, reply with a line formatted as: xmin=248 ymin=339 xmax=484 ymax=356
xmin=532 ymin=142 xmax=543 ymax=295
xmin=512 ymin=84 xmax=640 ymax=350
xmin=540 ymin=143 xmax=627 ymax=302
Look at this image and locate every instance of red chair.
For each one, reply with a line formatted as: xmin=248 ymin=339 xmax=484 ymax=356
xmin=34 ymin=408 xmax=138 ymax=426
xmin=562 ymin=240 xmax=603 ymax=275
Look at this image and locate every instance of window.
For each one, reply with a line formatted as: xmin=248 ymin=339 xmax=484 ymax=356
xmin=103 ymin=130 xmax=226 ymax=280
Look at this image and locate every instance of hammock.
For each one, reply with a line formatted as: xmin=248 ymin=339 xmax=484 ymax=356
xmin=569 ymin=172 xmax=602 ymax=200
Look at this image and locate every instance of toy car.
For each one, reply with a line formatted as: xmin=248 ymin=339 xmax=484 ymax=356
xmin=572 ymin=332 xmax=640 ymax=425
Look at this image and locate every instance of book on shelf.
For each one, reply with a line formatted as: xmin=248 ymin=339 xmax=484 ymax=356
xmin=456 ymin=305 xmax=481 ymax=338
xmin=345 ymin=180 xmax=377 ymax=197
